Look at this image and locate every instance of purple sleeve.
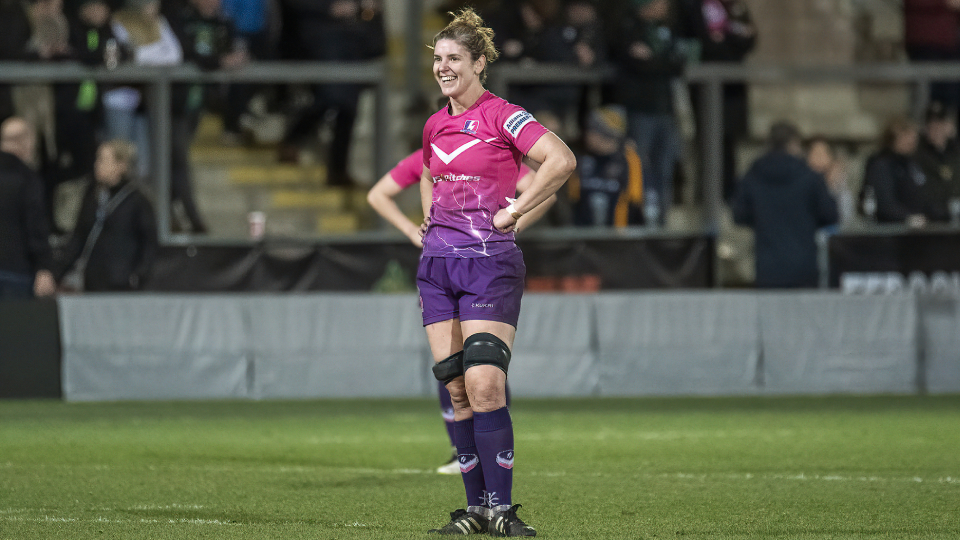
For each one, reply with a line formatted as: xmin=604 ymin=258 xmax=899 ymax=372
xmin=389 ymin=149 xmax=425 ymax=190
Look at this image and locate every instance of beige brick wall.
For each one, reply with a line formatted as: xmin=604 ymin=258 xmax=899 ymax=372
xmin=744 ymin=0 xmax=909 ymax=140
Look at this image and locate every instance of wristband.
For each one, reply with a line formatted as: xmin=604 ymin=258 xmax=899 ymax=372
xmin=505 ymin=203 xmax=523 ymax=220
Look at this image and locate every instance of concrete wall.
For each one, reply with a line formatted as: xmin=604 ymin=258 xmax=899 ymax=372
xmin=745 ymin=0 xmax=909 ymax=140
xmin=56 ymin=292 xmax=960 ymax=401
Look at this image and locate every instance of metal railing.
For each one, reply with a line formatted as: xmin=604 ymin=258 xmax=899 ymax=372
xmin=486 ymin=61 xmax=960 ymax=232
xmin=5 ymin=59 xmax=960 ymax=249
xmin=0 ymin=60 xmax=390 ymax=243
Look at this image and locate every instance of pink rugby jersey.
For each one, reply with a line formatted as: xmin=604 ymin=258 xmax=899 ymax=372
xmin=391 ymin=148 xmax=533 ymax=190
xmin=421 ymin=91 xmax=548 ymax=258
xmin=390 ymin=148 xmax=426 ymax=189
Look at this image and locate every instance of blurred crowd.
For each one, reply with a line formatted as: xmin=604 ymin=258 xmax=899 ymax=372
xmin=439 ymin=0 xmax=757 ymax=228
xmin=0 ymin=0 xmax=386 ymax=296
xmin=4 ymin=0 xmax=960 ymax=296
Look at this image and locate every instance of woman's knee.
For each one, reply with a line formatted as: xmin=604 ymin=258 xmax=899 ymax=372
xmin=464 ymin=365 xmax=507 ymax=413
xmin=445 ymin=378 xmax=471 ymax=410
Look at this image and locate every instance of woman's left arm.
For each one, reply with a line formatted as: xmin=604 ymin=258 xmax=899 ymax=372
xmin=513 ymin=169 xmax=556 ymax=233
xmin=493 ymin=132 xmax=576 ymax=232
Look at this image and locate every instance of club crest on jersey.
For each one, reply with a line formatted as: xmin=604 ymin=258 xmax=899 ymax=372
xmin=504 ymin=110 xmax=534 ymax=138
xmin=459 ymin=453 xmax=480 ymax=473
xmin=496 ymin=450 xmax=514 ymax=469
xmin=462 ymin=119 xmax=479 ymax=135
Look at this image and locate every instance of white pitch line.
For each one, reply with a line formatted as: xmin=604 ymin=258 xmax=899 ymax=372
xmin=523 ymin=470 xmax=960 ymax=485
xmin=299 ymin=430 xmax=800 ymax=445
xmin=336 ymin=522 xmax=370 ymax=527
xmin=0 ymin=515 xmax=239 ymax=526
xmin=4 ymin=461 xmax=957 ymax=486
xmin=3 ymin=472 xmax=956 ymax=527
xmin=129 ymin=504 xmax=206 ymax=510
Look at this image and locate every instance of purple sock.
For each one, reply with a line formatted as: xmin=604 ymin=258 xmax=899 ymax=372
xmin=438 ymin=381 xmax=456 ymax=448
xmin=473 ymin=407 xmax=514 ymax=510
xmin=454 ymin=418 xmax=487 ymax=508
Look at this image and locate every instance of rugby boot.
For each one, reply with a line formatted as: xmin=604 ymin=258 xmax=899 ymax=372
xmin=488 ymin=504 xmax=536 ymax=537
xmin=428 ymin=508 xmax=489 ymax=535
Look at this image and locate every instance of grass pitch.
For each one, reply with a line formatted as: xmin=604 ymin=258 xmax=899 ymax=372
xmin=1 ymin=395 xmax=958 ymax=539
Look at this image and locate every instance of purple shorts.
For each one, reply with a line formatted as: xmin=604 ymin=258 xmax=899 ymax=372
xmin=417 ymin=247 xmax=526 ymax=327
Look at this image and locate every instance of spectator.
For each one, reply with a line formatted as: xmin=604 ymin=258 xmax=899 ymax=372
xmin=168 ymin=0 xmax=249 ymax=233
xmin=568 ymin=106 xmax=644 ymax=226
xmin=220 ymin=0 xmax=273 ymax=144
xmin=277 ymin=0 xmax=386 ymax=187
xmin=0 ymin=116 xmax=38 ymax=168
xmin=732 ymin=121 xmax=838 ymax=288
xmin=913 ymin=101 xmax=960 ymax=222
xmin=55 ymin=0 xmax=118 ymax=191
xmin=2 ymin=109 xmax=65 ymax=230
xmin=0 ymin=123 xmax=56 ymax=299
xmin=25 ymin=0 xmax=118 ymax=231
xmin=66 ymin=0 xmax=123 ymax=141
xmin=56 ymin=140 xmax=157 ymax=292
xmin=678 ymin=0 xmax=756 ymax=201
xmin=861 ymin=117 xmax=933 ymax=227
xmin=903 ymin=0 xmax=960 ymax=111
xmin=110 ymin=0 xmax=213 ymax=234
xmin=610 ymin=0 xmax=686 ymax=227
xmin=806 ymin=136 xmax=855 ymax=226
xmin=492 ymin=0 xmax=605 ymax=131
xmin=0 ymin=0 xmax=37 ymax=121
xmin=106 ymin=0 xmax=183 ymax=180
xmin=567 ymin=0 xmax=606 ymax=68
xmin=69 ymin=0 xmax=121 ymax=69
xmin=5 ymin=0 xmax=72 ymax=189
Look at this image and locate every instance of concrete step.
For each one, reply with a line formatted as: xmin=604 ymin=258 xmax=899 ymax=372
xmin=318 ymin=212 xmax=360 ymax=234
xmin=191 ymin=145 xmax=279 ymax=165
xmin=271 ymin=188 xmax=348 ymax=210
xmin=228 ymin=164 xmax=327 ymax=186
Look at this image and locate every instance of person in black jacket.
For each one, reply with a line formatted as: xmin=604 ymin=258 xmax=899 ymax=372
xmin=41 ymin=0 xmax=123 ymax=224
xmin=56 ymin=140 xmax=157 ymax=292
xmin=861 ymin=117 xmax=932 ymax=227
xmin=0 ymin=150 xmax=56 ymax=299
xmin=913 ymin=101 xmax=960 ymax=222
xmin=678 ymin=0 xmax=756 ymax=201
xmin=732 ymin=121 xmax=838 ymax=288
xmin=0 ymin=0 xmax=36 ymax=122
xmin=610 ymin=0 xmax=688 ymax=226
xmin=165 ymin=0 xmax=248 ymax=234
xmin=568 ymin=106 xmax=645 ymax=226
xmin=490 ymin=0 xmax=605 ymax=129
xmin=276 ymin=0 xmax=385 ymax=186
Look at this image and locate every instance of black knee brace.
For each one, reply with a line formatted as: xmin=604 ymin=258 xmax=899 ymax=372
xmin=463 ymin=332 xmax=511 ymax=375
xmin=432 ymin=351 xmax=464 ymax=384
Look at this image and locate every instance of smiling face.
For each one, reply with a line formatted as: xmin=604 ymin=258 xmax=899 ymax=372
xmin=433 ymin=38 xmax=485 ymax=101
